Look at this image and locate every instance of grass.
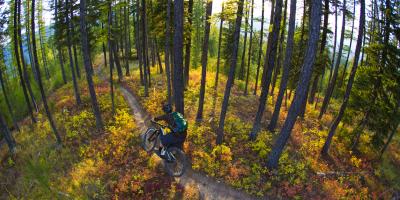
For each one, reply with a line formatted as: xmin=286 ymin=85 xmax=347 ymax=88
xmin=1 ymin=56 xmax=398 ymax=199
xmin=122 ymin=61 xmax=400 ymax=198
xmin=0 ymin=58 xmax=199 ymax=199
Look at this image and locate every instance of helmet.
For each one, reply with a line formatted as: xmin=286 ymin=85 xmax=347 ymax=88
xmin=162 ymin=103 xmax=172 ymax=113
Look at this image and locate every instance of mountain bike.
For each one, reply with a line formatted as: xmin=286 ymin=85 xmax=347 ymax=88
xmin=142 ymin=120 xmax=187 ymax=177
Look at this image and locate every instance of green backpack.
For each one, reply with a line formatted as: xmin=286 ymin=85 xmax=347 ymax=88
xmin=172 ymin=112 xmax=188 ymax=132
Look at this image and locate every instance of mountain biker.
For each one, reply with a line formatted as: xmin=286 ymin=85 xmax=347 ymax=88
xmin=153 ymin=103 xmax=188 ymax=159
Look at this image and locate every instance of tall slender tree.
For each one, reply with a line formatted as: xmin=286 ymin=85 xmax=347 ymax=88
xmin=268 ymin=0 xmax=297 ymax=131
xmin=320 ymin=0 xmax=364 ymax=155
xmin=164 ymin=0 xmax=172 ymax=104
xmin=239 ymin=2 xmax=249 ymax=80
xmin=108 ymin=7 xmax=115 ymax=114
xmin=249 ymin=0 xmax=283 ymax=139
xmin=319 ymin=0 xmax=347 ymax=119
xmin=32 ymin=0 xmax=62 ymax=143
xmin=216 ymin=0 xmax=245 ymax=144
xmin=66 ymin=0 xmax=81 ymax=105
xmin=338 ymin=0 xmax=355 ymax=89
xmin=244 ymin=0 xmax=254 ymax=95
xmin=196 ymin=0 xmax=212 ymax=122
xmin=79 ymin=0 xmax=104 ymax=130
xmin=14 ymin=0 xmax=36 ymax=124
xmin=18 ymin=0 xmax=38 ymax=113
xmin=184 ymin=0 xmax=194 ymax=88
xmin=141 ymin=0 xmax=149 ymax=96
xmin=254 ymin=0 xmax=265 ymax=95
xmin=266 ymin=0 xmax=322 ymax=168
xmin=214 ymin=3 xmax=224 ymax=91
xmin=173 ymin=0 xmax=185 ymax=114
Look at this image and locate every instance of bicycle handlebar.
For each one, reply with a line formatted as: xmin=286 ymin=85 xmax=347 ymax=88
xmin=150 ymin=120 xmax=170 ymax=129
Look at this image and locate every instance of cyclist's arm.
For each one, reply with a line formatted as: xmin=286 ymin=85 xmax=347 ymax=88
xmin=154 ymin=114 xmax=168 ymax=122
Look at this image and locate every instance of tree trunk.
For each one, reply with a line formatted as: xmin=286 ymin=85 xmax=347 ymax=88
xmin=18 ymin=0 xmax=38 ymax=113
xmin=141 ymin=0 xmax=149 ymax=96
xmin=173 ymin=0 xmax=185 ymax=114
xmin=73 ymin=43 xmax=81 ymax=79
xmin=32 ymin=0 xmax=62 ymax=143
xmin=239 ymin=4 xmax=249 ymax=81
xmin=266 ymin=0 xmax=321 ymax=168
xmin=216 ymin=0 xmax=245 ymax=144
xmin=154 ymin=38 xmax=163 ymax=73
xmin=79 ymin=0 xmax=104 ymax=130
xmin=124 ymin=2 xmax=130 ymax=76
xmin=319 ymin=0 xmax=346 ymax=119
xmin=165 ymin=0 xmax=172 ymax=104
xmin=66 ymin=0 xmax=81 ymax=105
xmin=268 ymin=0 xmax=297 ymax=131
xmin=108 ymin=8 xmax=115 ymax=114
xmin=244 ymin=0 xmax=255 ymax=95
xmin=184 ymin=0 xmax=194 ymax=88
xmin=55 ymin=0 xmax=67 ymax=84
xmin=0 ymin=113 xmax=16 ymax=154
xmin=254 ymin=0 xmax=265 ymax=95
xmin=14 ymin=0 xmax=36 ymax=124
xmin=0 ymin=64 xmax=20 ymax=131
xmin=313 ymin=0 xmax=330 ymax=107
xmin=249 ymin=0 xmax=283 ymax=139
xmin=338 ymin=0 xmax=355 ymax=89
xmin=135 ymin=0 xmax=144 ymax=85
xmin=214 ymin=3 xmax=224 ymax=91
xmin=196 ymin=0 xmax=213 ymax=122
xmin=328 ymin=0 xmax=338 ymax=84
xmin=101 ymin=23 xmax=108 ymax=71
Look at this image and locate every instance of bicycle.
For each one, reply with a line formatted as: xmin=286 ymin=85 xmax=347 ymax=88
xmin=142 ymin=120 xmax=188 ymax=177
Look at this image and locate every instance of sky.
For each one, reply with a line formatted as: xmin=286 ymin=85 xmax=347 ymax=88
xmin=40 ymin=0 xmax=364 ymax=54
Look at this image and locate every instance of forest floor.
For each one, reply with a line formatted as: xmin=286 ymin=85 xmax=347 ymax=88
xmin=0 ymin=56 xmax=399 ymax=199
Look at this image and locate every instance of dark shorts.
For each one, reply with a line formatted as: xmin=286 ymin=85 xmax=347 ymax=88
xmin=160 ymin=131 xmax=186 ymax=149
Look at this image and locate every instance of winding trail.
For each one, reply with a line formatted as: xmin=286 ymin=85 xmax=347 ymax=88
xmin=118 ymin=86 xmax=257 ymax=200
xmin=94 ymin=61 xmax=258 ymax=200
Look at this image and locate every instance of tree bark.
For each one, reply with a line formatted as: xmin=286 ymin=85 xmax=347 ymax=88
xmin=216 ymin=0 xmax=245 ymax=144
xmin=214 ymin=3 xmax=224 ymax=91
xmin=32 ymin=0 xmax=62 ymax=143
xmin=338 ymin=0 xmax=355 ymax=89
xmin=164 ymin=0 xmax=172 ymax=104
xmin=173 ymin=0 xmax=185 ymax=114
xmin=184 ymin=0 xmax=194 ymax=88
xmin=79 ymin=0 xmax=104 ymax=130
xmin=0 ymin=63 xmax=20 ymax=131
xmin=18 ymin=0 xmax=38 ymax=113
xmin=55 ymin=0 xmax=67 ymax=84
xmin=0 ymin=113 xmax=16 ymax=154
xmin=66 ymin=0 xmax=81 ymax=105
xmin=196 ymin=0 xmax=213 ymax=122
xmin=319 ymin=0 xmax=346 ymax=119
xmin=108 ymin=7 xmax=115 ymax=114
xmin=249 ymin=0 xmax=283 ymax=139
xmin=328 ymin=0 xmax=338 ymax=84
xmin=239 ymin=4 xmax=249 ymax=81
xmin=266 ymin=0 xmax=321 ymax=168
xmin=244 ymin=0 xmax=255 ymax=95
xmin=14 ymin=0 xmax=36 ymax=124
xmin=124 ymin=2 xmax=130 ymax=76
xmin=141 ymin=0 xmax=149 ymax=96
xmin=254 ymin=0 xmax=265 ymax=95
xmin=268 ymin=0 xmax=297 ymax=131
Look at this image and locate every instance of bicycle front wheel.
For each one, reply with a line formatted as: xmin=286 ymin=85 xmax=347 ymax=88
xmin=142 ymin=128 xmax=158 ymax=152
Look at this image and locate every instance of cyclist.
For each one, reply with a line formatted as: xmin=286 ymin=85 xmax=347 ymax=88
xmin=153 ymin=103 xmax=188 ymax=159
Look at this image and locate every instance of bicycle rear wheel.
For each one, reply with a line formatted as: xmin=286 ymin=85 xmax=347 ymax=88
xmin=164 ymin=147 xmax=187 ymax=177
xmin=142 ymin=128 xmax=158 ymax=152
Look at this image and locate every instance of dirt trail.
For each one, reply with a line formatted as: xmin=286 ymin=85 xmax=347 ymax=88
xmin=94 ymin=61 xmax=258 ymax=200
xmin=118 ymin=86 xmax=257 ymax=200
